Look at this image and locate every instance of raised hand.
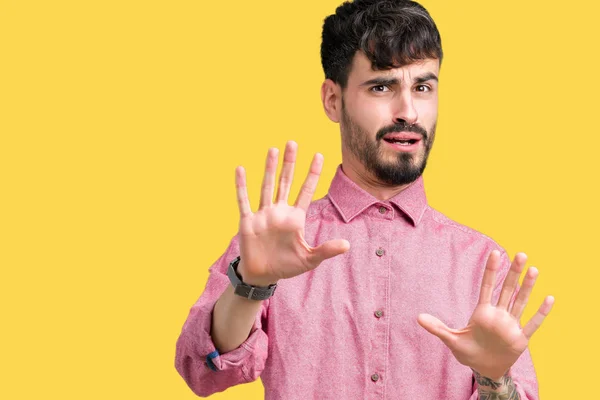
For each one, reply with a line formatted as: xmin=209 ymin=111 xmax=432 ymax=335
xmin=417 ymin=250 xmax=554 ymax=381
xmin=235 ymin=141 xmax=350 ymax=287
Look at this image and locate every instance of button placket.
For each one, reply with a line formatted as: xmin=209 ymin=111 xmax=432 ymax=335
xmin=370 ymin=212 xmax=390 ymax=397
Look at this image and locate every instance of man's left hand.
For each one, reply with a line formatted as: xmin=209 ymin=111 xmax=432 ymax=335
xmin=417 ymin=250 xmax=554 ymax=381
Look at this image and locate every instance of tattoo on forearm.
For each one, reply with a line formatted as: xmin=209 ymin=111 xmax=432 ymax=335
xmin=473 ymin=370 xmax=520 ymax=400
xmin=474 ymin=372 xmax=502 ymax=390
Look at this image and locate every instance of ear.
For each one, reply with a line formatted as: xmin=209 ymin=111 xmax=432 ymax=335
xmin=321 ymin=79 xmax=342 ymax=123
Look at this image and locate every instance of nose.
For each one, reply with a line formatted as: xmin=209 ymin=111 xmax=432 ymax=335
xmin=392 ymin=91 xmax=418 ymax=126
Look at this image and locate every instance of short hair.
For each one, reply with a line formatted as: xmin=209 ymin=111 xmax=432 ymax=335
xmin=321 ymin=0 xmax=443 ymax=88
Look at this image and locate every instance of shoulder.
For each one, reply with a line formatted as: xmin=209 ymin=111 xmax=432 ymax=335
xmin=425 ymin=206 xmax=514 ymax=285
xmin=425 ymin=205 xmax=506 ymax=253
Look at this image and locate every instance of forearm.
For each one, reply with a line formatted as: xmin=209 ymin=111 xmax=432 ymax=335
xmin=474 ymin=370 xmax=520 ymax=400
xmin=211 ymin=284 xmax=264 ymax=353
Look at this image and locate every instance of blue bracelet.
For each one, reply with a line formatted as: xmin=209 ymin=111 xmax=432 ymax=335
xmin=206 ymin=350 xmax=219 ymax=372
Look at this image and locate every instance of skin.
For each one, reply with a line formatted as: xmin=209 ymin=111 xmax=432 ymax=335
xmin=321 ymin=51 xmax=439 ymax=200
xmin=211 ymin=51 xmax=554 ymax=397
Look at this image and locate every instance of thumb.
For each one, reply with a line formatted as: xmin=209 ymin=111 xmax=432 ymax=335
xmin=308 ymin=239 xmax=350 ymax=266
xmin=417 ymin=313 xmax=455 ymax=348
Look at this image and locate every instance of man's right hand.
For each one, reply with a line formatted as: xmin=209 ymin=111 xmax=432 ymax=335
xmin=235 ymin=141 xmax=350 ymax=287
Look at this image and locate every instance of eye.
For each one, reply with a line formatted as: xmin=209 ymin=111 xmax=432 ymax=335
xmin=415 ymin=85 xmax=431 ymax=92
xmin=370 ymin=85 xmax=390 ymax=93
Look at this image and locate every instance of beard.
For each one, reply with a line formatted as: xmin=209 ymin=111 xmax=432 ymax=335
xmin=340 ymin=100 xmax=436 ymax=186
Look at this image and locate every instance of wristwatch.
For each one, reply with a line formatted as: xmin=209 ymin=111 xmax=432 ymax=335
xmin=227 ymin=256 xmax=278 ymax=300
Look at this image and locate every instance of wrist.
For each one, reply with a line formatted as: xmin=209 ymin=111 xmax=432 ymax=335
xmin=227 ymin=257 xmax=278 ymax=301
xmin=237 ymin=260 xmax=279 ymax=287
xmin=474 ymin=371 xmax=519 ymax=399
xmin=472 ymin=368 xmax=511 ymax=391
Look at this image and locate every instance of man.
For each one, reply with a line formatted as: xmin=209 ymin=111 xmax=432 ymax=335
xmin=175 ymin=0 xmax=553 ymax=398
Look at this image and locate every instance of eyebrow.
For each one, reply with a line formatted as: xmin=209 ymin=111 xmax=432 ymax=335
xmin=415 ymin=73 xmax=439 ymax=84
xmin=360 ymin=77 xmax=399 ymax=87
xmin=360 ymin=72 xmax=438 ymax=87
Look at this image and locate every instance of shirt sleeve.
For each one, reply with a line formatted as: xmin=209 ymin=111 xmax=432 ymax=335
xmin=175 ymin=235 xmax=270 ymax=397
xmin=469 ymin=249 xmax=539 ymax=400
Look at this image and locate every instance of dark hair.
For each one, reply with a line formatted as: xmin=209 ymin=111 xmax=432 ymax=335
xmin=321 ymin=0 xmax=443 ymax=88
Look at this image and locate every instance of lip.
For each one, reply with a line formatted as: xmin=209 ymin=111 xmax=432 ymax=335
xmin=383 ymin=139 xmax=422 ymax=152
xmin=382 ymin=132 xmax=423 ymax=152
xmin=382 ymin=131 xmax=423 ymax=141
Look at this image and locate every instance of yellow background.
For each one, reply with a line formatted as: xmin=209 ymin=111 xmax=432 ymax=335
xmin=1 ymin=0 xmax=597 ymax=398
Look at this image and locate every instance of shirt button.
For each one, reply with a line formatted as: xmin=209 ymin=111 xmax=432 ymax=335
xmin=371 ymin=373 xmax=380 ymax=382
xmin=374 ymin=310 xmax=383 ymax=318
xmin=379 ymin=206 xmax=387 ymax=214
xmin=376 ymin=248 xmax=385 ymax=257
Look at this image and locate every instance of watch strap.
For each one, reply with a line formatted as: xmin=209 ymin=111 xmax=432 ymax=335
xmin=227 ymin=256 xmax=277 ymax=300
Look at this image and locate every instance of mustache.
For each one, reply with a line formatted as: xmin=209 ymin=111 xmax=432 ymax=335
xmin=376 ymin=121 xmax=428 ymax=141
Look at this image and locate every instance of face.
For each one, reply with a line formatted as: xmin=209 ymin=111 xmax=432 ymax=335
xmin=338 ymin=52 xmax=439 ymax=186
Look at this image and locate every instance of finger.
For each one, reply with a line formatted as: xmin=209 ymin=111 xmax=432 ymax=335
xmin=510 ymin=267 xmax=539 ymax=319
xmin=294 ymin=153 xmax=323 ymax=211
xmin=523 ymin=296 xmax=555 ymax=339
xmin=275 ymin=141 xmax=298 ymax=203
xmin=497 ymin=252 xmax=527 ymax=310
xmin=235 ymin=166 xmax=252 ymax=217
xmin=478 ymin=250 xmax=502 ymax=305
xmin=417 ymin=314 xmax=456 ymax=348
xmin=259 ymin=147 xmax=279 ymax=209
xmin=307 ymin=239 xmax=350 ymax=267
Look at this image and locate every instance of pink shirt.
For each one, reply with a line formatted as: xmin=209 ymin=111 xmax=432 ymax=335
xmin=175 ymin=166 xmax=538 ymax=399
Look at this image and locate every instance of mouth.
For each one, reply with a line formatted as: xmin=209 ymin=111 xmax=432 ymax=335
xmin=382 ymin=132 xmax=423 ymax=150
xmin=383 ymin=138 xmax=420 ymax=146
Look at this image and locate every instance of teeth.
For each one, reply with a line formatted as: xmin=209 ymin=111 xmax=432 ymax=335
xmin=385 ymin=138 xmax=417 ymax=146
xmin=396 ymin=140 xmax=414 ymax=146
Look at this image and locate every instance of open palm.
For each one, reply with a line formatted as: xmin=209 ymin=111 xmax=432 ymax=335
xmin=418 ymin=251 xmax=554 ymax=381
xmin=235 ymin=141 xmax=349 ymax=287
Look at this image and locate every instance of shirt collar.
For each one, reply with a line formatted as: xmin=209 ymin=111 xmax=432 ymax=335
xmin=327 ymin=165 xmax=428 ymax=226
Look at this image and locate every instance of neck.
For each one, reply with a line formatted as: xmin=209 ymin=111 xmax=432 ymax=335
xmin=341 ymin=156 xmax=413 ymax=201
